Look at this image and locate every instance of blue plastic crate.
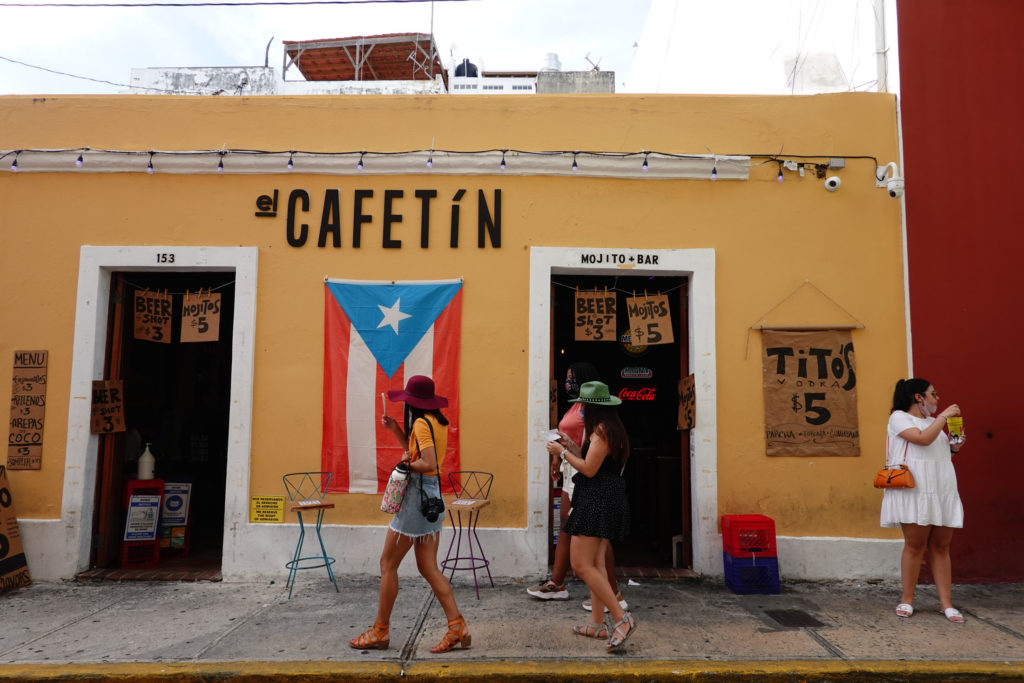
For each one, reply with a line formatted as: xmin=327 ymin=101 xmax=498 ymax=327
xmin=723 ymin=551 xmax=780 ymax=594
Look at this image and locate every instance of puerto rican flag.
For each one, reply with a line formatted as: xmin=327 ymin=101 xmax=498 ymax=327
xmin=323 ymin=278 xmax=462 ymax=494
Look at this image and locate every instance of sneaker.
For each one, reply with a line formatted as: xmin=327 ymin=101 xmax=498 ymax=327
xmin=527 ymin=580 xmax=569 ymax=600
xmin=582 ymin=592 xmax=628 ymax=612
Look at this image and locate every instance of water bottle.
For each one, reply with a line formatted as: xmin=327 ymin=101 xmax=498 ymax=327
xmin=381 ymin=461 xmax=410 ymax=514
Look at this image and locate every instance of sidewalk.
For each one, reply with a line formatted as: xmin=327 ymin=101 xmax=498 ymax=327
xmin=2 ymin=574 xmax=1023 ymax=681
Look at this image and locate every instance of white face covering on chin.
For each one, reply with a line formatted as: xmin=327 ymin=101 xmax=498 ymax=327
xmin=919 ymin=401 xmax=936 ymax=418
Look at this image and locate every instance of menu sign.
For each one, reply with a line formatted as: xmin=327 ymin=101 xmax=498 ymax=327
xmin=134 ymin=290 xmax=173 ymax=343
xmin=762 ymin=330 xmax=859 ymax=457
xmin=574 ymin=290 xmax=617 ymax=341
xmin=180 ymin=290 xmax=222 ymax=343
xmin=90 ymin=379 xmax=126 ymax=434
xmin=625 ymin=293 xmax=674 ymax=346
xmin=8 ymin=350 xmax=47 ymax=470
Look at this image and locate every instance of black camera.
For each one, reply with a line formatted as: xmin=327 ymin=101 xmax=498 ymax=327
xmin=421 ymin=496 xmax=445 ymax=522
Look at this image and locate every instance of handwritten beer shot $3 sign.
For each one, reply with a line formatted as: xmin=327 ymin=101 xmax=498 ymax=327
xmin=761 ymin=330 xmax=859 ymax=457
xmin=574 ymin=290 xmax=617 ymax=342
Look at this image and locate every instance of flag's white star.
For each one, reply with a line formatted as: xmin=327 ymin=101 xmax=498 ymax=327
xmin=377 ymin=298 xmax=412 ymax=333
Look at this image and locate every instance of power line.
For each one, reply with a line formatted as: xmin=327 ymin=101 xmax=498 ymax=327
xmin=0 ymin=53 xmax=210 ymax=94
xmin=0 ymin=0 xmax=467 ymax=6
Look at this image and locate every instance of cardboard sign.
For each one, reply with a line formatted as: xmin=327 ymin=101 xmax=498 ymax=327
xmin=574 ymin=290 xmax=617 ymax=341
xmin=8 ymin=350 xmax=47 ymax=470
xmin=762 ymin=330 xmax=859 ymax=457
xmin=180 ymin=291 xmax=222 ymax=343
xmin=134 ymin=290 xmax=173 ymax=343
xmin=249 ymin=495 xmax=285 ymax=523
xmin=124 ymin=494 xmax=161 ymax=541
xmin=90 ymin=379 xmax=126 ymax=434
xmin=0 ymin=466 xmax=31 ymax=592
xmin=626 ymin=293 xmax=674 ymax=346
xmin=678 ymin=374 xmax=696 ymax=430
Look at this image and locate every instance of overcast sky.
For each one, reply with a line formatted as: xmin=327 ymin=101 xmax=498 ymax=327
xmin=0 ymin=0 xmax=894 ymax=96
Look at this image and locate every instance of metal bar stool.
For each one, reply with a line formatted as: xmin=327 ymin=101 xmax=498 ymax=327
xmin=441 ymin=470 xmax=494 ymax=599
xmin=282 ymin=471 xmax=339 ymax=599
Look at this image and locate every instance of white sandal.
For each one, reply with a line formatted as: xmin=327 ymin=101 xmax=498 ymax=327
xmin=942 ymin=607 xmax=965 ymax=624
xmin=895 ymin=603 xmax=914 ymax=618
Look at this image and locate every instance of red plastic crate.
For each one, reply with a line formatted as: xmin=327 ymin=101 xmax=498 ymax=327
xmin=721 ymin=514 xmax=777 ymax=557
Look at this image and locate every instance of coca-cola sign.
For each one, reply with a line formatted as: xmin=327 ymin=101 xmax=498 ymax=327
xmin=618 ymin=387 xmax=656 ymax=401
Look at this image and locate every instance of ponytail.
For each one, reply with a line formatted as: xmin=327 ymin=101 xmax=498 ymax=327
xmin=891 ymin=377 xmax=930 ymax=413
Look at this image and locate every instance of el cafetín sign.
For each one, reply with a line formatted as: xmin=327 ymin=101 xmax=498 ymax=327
xmin=252 ymin=188 xmax=502 ymax=249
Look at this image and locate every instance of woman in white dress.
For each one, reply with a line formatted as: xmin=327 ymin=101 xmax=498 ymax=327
xmin=881 ymin=378 xmax=966 ymax=623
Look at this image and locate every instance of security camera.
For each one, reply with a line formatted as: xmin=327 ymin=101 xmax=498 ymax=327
xmin=876 ymin=161 xmax=904 ymax=198
xmin=886 ymin=177 xmax=905 ymax=199
xmin=824 ymin=176 xmax=841 ymax=192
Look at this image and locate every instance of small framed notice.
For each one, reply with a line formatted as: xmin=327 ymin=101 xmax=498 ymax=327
xmin=124 ymin=495 xmax=161 ymax=541
xmin=250 ymin=495 xmax=285 ymax=523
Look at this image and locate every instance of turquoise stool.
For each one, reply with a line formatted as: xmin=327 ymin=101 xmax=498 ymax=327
xmin=282 ymin=471 xmax=339 ymax=599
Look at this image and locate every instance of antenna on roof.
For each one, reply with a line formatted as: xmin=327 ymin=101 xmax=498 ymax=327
xmin=584 ymin=53 xmax=602 ymax=71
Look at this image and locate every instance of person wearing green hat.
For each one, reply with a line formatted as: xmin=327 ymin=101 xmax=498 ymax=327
xmin=556 ymin=381 xmax=637 ymax=651
xmin=530 ymin=363 xmax=625 ymax=611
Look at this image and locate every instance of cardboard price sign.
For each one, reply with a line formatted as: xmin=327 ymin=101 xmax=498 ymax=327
xmin=626 ymin=293 xmax=674 ymax=346
xmin=8 ymin=350 xmax=47 ymax=470
xmin=181 ymin=291 xmax=222 ymax=343
xmin=134 ymin=290 xmax=173 ymax=343
xmin=574 ymin=291 xmax=617 ymax=341
xmin=0 ymin=466 xmax=31 ymax=593
xmin=762 ymin=329 xmax=859 ymax=457
xmin=90 ymin=380 xmax=126 ymax=434
xmin=678 ymin=374 xmax=696 ymax=430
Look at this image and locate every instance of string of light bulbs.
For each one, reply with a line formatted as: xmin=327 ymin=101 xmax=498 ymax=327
xmin=0 ymin=146 xmax=884 ymax=183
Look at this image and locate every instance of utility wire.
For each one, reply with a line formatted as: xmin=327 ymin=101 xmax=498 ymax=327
xmin=0 ymin=53 xmax=210 ymax=94
xmin=0 ymin=0 xmax=468 ymax=6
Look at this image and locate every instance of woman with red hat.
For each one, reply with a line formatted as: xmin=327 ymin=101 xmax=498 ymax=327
xmin=349 ymin=375 xmax=471 ymax=653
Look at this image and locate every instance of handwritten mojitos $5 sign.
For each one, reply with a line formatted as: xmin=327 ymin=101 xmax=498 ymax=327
xmin=761 ymin=330 xmax=859 ymax=457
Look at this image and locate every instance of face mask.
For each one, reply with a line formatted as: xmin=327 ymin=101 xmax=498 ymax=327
xmin=565 ymin=379 xmax=579 ymax=397
xmin=919 ymin=401 xmax=936 ymax=418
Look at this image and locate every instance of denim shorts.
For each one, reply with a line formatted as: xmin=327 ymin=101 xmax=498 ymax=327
xmin=389 ymin=473 xmax=444 ymax=540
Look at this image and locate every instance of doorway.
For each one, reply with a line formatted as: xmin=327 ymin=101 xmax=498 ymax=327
xmin=91 ymin=271 xmax=235 ymax=576
xmin=550 ymin=273 xmax=691 ymax=569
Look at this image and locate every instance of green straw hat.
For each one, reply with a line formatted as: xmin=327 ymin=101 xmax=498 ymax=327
xmin=568 ymin=381 xmax=622 ymax=406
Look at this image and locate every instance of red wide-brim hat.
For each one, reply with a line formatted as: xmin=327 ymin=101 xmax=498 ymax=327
xmin=387 ymin=375 xmax=448 ymax=410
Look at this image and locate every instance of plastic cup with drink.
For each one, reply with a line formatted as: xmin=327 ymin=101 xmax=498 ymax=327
xmin=947 ymin=416 xmax=964 ymax=444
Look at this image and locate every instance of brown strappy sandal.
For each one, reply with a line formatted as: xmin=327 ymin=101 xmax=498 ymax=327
xmin=430 ymin=614 xmax=471 ymax=653
xmin=349 ymin=621 xmax=390 ymax=650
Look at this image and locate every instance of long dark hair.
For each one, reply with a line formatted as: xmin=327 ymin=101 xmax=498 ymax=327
xmin=568 ymin=361 xmax=599 ymax=386
xmin=582 ymin=403 xmax=630 ymax=464
xmin=404 ymin=405 xmax=449 ymax=436
xmin=891 ymin=378 xmax=930 ymax=413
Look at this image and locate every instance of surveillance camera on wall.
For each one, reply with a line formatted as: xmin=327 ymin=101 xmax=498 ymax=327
xmin=824 ymin=176 xmax=841 ymax=192
xmin=876 ymin=161 xmax=904 ymax=199
xmin=886 ymin=177 xmax=905 ymax=198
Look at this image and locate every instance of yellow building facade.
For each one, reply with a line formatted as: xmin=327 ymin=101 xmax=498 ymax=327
xmin=0 ymin=93 xmax=906 ymax=582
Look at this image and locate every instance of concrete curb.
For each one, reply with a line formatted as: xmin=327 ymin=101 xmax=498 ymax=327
xmin=3 ymin=660 xmax=1024 ymax=682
